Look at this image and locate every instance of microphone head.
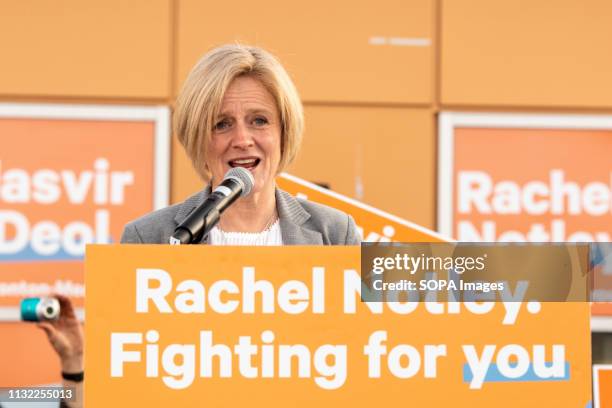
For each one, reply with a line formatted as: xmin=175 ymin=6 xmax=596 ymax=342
xmin=224 ymin=167 xmax=254 ymax=197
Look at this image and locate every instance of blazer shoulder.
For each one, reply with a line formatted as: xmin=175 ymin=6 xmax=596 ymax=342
xmin=121 ymin=189 xmax=207 ymax=243
xmin=297 ymin=198 xmax=361 ymax=245
xmin=120 ymin=202 xmax=182 ymax=244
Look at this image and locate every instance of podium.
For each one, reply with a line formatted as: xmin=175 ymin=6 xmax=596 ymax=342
xmin=85 ymin=245 xmax=591 ymax=407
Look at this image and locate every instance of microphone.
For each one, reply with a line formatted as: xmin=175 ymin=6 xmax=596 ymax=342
xmin=169 ymin=167 xmax=254 ymax=244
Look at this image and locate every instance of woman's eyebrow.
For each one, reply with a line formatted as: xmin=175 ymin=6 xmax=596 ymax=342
xmin=248 ymin=108 xmax=275 ymax=116
xmin=213 ymin=114 xmax=229 ymax=121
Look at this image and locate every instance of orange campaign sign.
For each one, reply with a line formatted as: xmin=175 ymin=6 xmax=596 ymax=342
xmin=85 ymin=245 xmax=592 ymax=407
xmin=594 ymin=365 xmax=612 ymax=408
xmin=278 ymin=173 xmax=450 ymax=243
xmin=438 ymin=112 xmax=612 ymax=318
xmin=0 ymin=103 xmax=169 ymax=386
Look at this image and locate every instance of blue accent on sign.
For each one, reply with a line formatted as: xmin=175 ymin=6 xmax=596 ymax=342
xmin=462 ymin=362 xmax=570 ymax=383
xmin=0 ymin=245 xmax=81 ymax=263
xmin=0 ymin=238 xmax=115 ymax=263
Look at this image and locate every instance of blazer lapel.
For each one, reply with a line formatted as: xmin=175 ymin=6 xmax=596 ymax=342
xmin=276 ymin=189 xmax=323 ymax=245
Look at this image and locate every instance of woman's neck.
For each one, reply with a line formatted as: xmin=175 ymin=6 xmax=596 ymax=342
xmin=216 ymin=183 xmax=278 ymax=233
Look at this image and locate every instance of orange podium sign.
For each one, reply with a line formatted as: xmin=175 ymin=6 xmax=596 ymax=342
xmin=86 ymin=245 xmax=591 ymax=407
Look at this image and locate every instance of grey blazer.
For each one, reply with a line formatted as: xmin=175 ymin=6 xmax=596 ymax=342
xmin=120 ymin=188 xmax=361 ymax=245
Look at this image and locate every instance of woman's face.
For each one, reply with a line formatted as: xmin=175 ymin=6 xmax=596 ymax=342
xmin=206 ymin=75 xmax=282 ymax=195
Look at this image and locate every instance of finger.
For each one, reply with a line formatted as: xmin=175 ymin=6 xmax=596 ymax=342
xmin=36 ymin=322 xmax=57 ymax=339
xmin=52 ymin=293 xmax=77 ymax=319
xmin=37 ymin=323 xmax=68 ymax=354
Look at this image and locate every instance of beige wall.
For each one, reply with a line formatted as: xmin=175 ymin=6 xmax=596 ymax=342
xmin=289 ymin=106 xmax=435 ymax=226
xmin=0 ymin=0 xmax=172 ymax=99
xmin=3 ymin=0 xmax=612 ymax=228
xmin=176 ymin=0 xmax=434 ymax=104
xmin=441 ymin=0 xmax=612 ymax=109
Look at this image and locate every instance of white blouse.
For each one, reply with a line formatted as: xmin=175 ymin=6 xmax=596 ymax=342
xmin=208 ymin=220 xmax=283 ymax=246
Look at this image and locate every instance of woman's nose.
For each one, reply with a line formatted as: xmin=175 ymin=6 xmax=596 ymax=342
xmin=231 ymin=122 xmax=254 ymax=149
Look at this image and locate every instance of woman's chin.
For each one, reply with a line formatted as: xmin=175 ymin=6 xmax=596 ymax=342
xmin=250 ymin=176 xmax=275 ymax=196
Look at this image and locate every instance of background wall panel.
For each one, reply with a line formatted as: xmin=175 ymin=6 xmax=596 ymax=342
xmin=0 ymin=0 xmax=172 ymax=99
xmin=289 ymin=106 xmax=435 ymax=227
xmin=177 ymin=0 xmax=434 ymax=104
xmin=171 ymin=135 xmax=204 ymax=202
xmin=441 ymin=0 xmax=612 ymax=108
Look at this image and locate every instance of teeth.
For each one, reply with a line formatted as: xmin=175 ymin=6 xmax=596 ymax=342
xmin=232 ymin=159 xmax=257 ymax=165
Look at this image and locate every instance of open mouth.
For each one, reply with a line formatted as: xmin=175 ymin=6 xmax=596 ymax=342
xmin=228 ymin=157 xmax=260 ymax=171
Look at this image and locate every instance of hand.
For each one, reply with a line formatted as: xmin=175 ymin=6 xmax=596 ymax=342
xmin=36 ymin=294 xmax=84 ymax=373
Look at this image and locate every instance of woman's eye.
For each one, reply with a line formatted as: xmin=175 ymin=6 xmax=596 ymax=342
xmin=253 ymin=117 xmax=268 ymax=126
xmin=214 ymin=119 xmax=230 ymax=131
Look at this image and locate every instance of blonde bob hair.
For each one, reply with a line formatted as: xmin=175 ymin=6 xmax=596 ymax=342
xmin=174 ymin=44 xmax=304 ymax=180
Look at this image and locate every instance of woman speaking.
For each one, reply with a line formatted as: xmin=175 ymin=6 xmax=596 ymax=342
xmin=121 ymin=44 xmax=360 ymax=246
xmin=38 ymin=45 xmax=360 ymax=408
